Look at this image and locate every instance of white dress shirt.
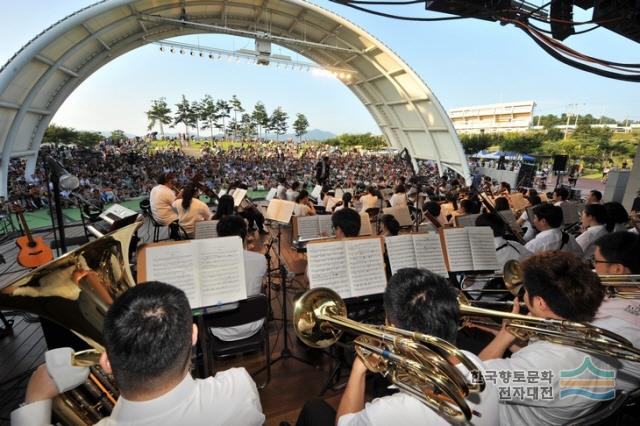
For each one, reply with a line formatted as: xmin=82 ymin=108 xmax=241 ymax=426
xmin=150 ymin=184 xmax=178 ymax=225
xmin=12 ymin=369 xmax=264 ymax=426
xmin=338 ymin=351 xmax=498 ymax=426
xmin=293 ymin=203 xmax=312 ymax=217
xmin=494 ymin=237 xmax=533 ymax=271
xmin=172 ymin=198 xmax=213 ymax=238
xmin=485 ymin=341 xmax=614 ymax=425
xmin=518 ymin=210 xmax=536 ymax=242
xmin=592 ymin=298 xmax=640 ymax=391
xmin=525 ymin=228 xmax=583 ymax=256
xmin=286 ymin=189 xmax=299 ymax=201
xmin=576 ymin=224 xmax=608 ymax=260
xmin=359 ymin=194 xmax=379 ymax=212
xmin=210 ymin=250 xmax=267 ymax=341
xmin=389 ymin=193 xmax=407 ymax=208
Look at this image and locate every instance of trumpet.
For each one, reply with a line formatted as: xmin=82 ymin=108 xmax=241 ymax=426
xmin=294 ymin=287 xmax=485 ymax=422
xmin=458 ymin=293 xmax=640 ymax=362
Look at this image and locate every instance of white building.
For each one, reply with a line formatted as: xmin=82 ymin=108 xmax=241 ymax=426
xmin=448 ymin=101 xmax=536 ymax=134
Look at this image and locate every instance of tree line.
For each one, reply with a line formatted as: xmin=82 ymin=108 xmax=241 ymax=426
xmin=146 ymin=95 xmax=310 ymax=142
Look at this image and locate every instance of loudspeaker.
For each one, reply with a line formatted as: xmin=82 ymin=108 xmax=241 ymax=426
xmin=517 ymin=163 xmax=536 ymax=188
xmin=552 ymin=155 xmax=568 ymax=172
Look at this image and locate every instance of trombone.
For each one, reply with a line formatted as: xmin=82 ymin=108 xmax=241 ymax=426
xmin=461 ymin=260 xmax=523 ymax=297
xmin=458 ymin=293 xmax=640 ymax=362
xmin=294 ymin=287 xmax=485 ymax=422
xmin=599 ymin=275 xmax=640 ymax=299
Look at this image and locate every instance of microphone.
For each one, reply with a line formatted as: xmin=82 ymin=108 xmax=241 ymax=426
xmin=46 ymin=156 xmax=79 ymax=191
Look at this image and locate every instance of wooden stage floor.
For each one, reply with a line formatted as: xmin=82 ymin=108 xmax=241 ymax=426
xmin=0 ymin=216 xmax=347 ymax=425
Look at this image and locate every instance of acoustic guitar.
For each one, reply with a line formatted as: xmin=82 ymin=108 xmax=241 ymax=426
xmin=13 ymin=205 xmax=54 ymax=268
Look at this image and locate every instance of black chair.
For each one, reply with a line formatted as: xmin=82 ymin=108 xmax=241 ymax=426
xmin=568 ymin=389 xmax=636 ymax=426
xmin=140 ymin=199 xmax=166 ymax=243
xmin=202 ymin=294 xmax=271 ymax=388
xmin=169 ymin=220 xmax=191 ymax=240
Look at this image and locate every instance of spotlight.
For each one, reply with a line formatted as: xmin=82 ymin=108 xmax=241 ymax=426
xmin=190 ymin=51 xmax=194 ymax=56
xmin=339 ymin=72 xmax=345 ymax=78
xmin=159 ymin=46 xmax=164 ymax=52
xmin=180 ymin=49 xmax=184 ymax=54
xmin=199 ymin=52 xmax=203 ymax=57
xmin=209 ymin=54 xmax=213 ymax=59
xmin=170 ymin=48 xmax=175 ymax=53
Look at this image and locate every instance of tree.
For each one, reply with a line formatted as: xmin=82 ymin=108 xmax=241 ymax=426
xmin=145 ymin=98 xmax=172 ymax=140
xmin=110 ymin=130 xmax=126 ymax=141
xmin=215 ymin=100 xmax=231 ymax=139
xmin=76 ymin=131 xmax=103 ymax=148
xmin=458 ymin=133 xmax=495 ymax=154
xmin=239 ymin=113 xmax=257 ymax=141
xmin=269 ymin=107 xmax=288 ymax=141
xmin=293 ymin=113 xmax=309 ymax=142
xmin=190 ymin=100 xmax=203 ymax=140
xmin=174 ymin=95 xmax=193 ymax=138
xmin=325 ymin=133 xmax=386 ymax=150
xmin=251 ymin=102 xmax=269 ymax=141
xmin=199 ymin=95 xmax=219 ymax=140
xmin=499 ymin=133 xmax=544 ymax=154
xmin=43 ymin=124 xmax=78 ymax=147
xmin=229 ymin=95 xmax=244 ymax=141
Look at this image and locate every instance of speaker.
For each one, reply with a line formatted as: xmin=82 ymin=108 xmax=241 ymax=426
xmin=517 ymin=163 xmax=536 ymax=188
xmin=553 ymin=155 xmax=569 ymax=172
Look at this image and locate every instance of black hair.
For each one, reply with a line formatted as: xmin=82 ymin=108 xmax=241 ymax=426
xmin=590 ymin=190 xmax=603 ymax=202
xmin=342 ymin=192 xmax=353 ymax=209
xmin=103 ymin=282 xmax=193 ymax=395
xmin=181 ymin=184 xmax=195 ymax=211
xmin=395 ymin=184 xmax=406 ymax=194
xmin=500 ymin=181 xmax=511 ymax=192
xmin=533 ymin=203 xmax=563 ymax=228
xmin=594 ymin=232 xmax=640 ymax=274
xmin=475 ymin=213 xmax=505 ymax=237
xmin=423 ymin=201 xmax=441 ymax=217
xmin=296 ymin=190 xmax=310 ymax=203
xmin=381 ymin=214 xmax=400 ymax=236
xmin=603 ymin=202 xmax=629 ymax=226
xmin=459 ymin=199 xmax=473 ymax=213
xmin=554 ymin=187 xmax=569 ymax=201
xmin=494 ymin=197 xmax=510 ymax=212
xmin=527 ymin=195 xmax=542 ymax=206
xmin=216 ymin=214 xmax=247 ymax=242
xmin=522 ymin=252 xmax=604 ymax=322
xmin=291 ymin=181 xmax=300 ymax=190
xmin=331 ymin=208 xmax=361 ymax=237
xmin=583 ymin=203 xmax=610 ymax=231
xmin=213 ymin=194 xmax=235 ymax=219
xmin=384 ymin=268 xmax=459 ymax=343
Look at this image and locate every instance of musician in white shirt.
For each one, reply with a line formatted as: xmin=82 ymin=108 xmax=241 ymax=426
xmin=150 ymin=172 xmax=181 ymax=225
xmin=576 ymin=203 xmax=610 ymax=260
xmin=389 ymin=184 xmax=408 ymax=208
xmin=12 ymin=282 xmax=265 ymax=426
xmin=517 ymin=195 xmax=542 ymax=242
xmin=525 ymin=204 xmax=583 ymax=256
xmin=172 ymin=184 xmax=213 ymax=238
xmin=293 ymin=190 xmax=316 ymax=217
xmin=480 ymin=252 xmax=611 ymax=425
xmin=591 ymin=232 xmax=640 ymax=392
xmin=295 ymin=269 xmax=498 ymax=426
xmin=359 ymin=186 xmax=380 ymax=212
xmin=286 ymin=181 xmax=301 ymax=202
xmin=475 ymin=213 xmax=532 ymax=270
xmin=552 ymin=187 xmax=569 ymax=206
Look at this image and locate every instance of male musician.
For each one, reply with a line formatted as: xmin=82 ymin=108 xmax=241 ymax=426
xmin=315 ymin=156 xmax=330 ymax=185
xmin=150 ymin=172 xmax=181 ymax=225
xmin=524 ymin=204 xmax=583 ymax=256
xmin=587 ymin=189 xmax=603 ymax=204
xmin=479 ymin=252 xmax=611 ymax=425
xmin=475 ymin=213 xmax=532 ymax=270
xmin=331 ymin=208 xmax=361 ymax=238
xmin=591 ymin=232 xmax=640 ymax=391
xmin=552 ymin=186 xmax=569 ymax=206
xmin=212 ymin=215 xmax=267 ymax=341
xmin=295 ymin=269 xmax=499 ymax=425
xmin=11 ymin=282 xmax=265 ymax=425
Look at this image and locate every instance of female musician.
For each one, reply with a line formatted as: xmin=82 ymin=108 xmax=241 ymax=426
xmin=172 ymin=184 xmax=212 ymax=238
xmin=212 ymin=195 xmax=235 ymax=220
xmin=332 ymin=192 xmax=353 ymax=212
xmin=359 ymin=186 xmax=380 ymax=213
xmin=380 ymin=214 xmax=400 ymax=237
xmin=389 ymin=184 xmax=408 ymax=208
xmin=293 ymin=190 xmax=316 ymax=217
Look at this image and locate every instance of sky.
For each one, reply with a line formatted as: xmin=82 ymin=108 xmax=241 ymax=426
xmin=0 ymin=0 xmax=638 ymax=136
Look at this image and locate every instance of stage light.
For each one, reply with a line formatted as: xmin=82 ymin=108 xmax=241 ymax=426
xmin=180 ymin=49 xmax=184 ymax=54
xmin=190 ymin=51 xmax=194 ymax=56
xmin=170 ymin=48 xmax=175 ymax=53
xmin=209 ymin=54 xmax=213 ymax=59
xmin=159 ymin=46 xmax=164 ymax=52
xmin=199 ymin=52 xmax=203 ymax=57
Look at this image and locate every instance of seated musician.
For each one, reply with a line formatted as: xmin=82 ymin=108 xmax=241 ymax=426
xmin=475 ymin=213 xmax=532 ymax=270
xmin=229 ymin=181 xmax=268 ymax=235
xmin=448 ymin=199 xmax=474 ymax=226
xmin=286 ymin=181 xmax=301 ymax=202
xmin=517 ymin=194 xmax=541 ymax=242
xmin=422 ymin=200 xmax=447 ymax=228
xmin=172 ymin=184 xmax=213 ymax=238
xmin=150 ymin=172 xmax=181 ymax=225
xmin=293 ymin=190 xmax=316 ymax=217
xmin=524 ymin=204 xmax=583 ymax=256
xmin=591 ymin=232 xmax=640 ymax=391
xmin=587 ymin=189 xmax=603 ymax=205
xmin=359 ymin=186 xmax=380 ymax=213
xmin=576 ymin=203 xmax=610 ymax=260
xmin=295 ymin=269 xmax=498 ymax=426
xmin=552 ymin=187 xmax=569 ymax=207
xmin=332 ymin=208 xmax=361 ymax=238
xmin=212 ymin=194 xmax=235 ymax=220
xmin=11 ymin=282 xmax=264 ymax=426
xmin=379 ymin=214 xmax=400 ymax=237
xmin=479 ymin=252 xmax=612 ymax=425
xmin=604 ymin=201 xmax=630 ymax=233
xmin=332 ymin=192 xmax=353 ymax=212
xmin=389 ymin=184 xmax=408 ymax=208
xmin=209 ymin=215 xmax=267 ymax=341
xmin=493 ymin=197 xmax=510 ymax=212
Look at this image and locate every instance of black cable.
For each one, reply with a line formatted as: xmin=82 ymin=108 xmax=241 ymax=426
xmin=337 ymin=0 xmax=425 ymax=4
xmin=334 ymin=2 xmax=472 ymax=21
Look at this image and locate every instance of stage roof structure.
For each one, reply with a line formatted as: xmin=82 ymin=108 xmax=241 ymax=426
xmin=0 ymin=0 xmax=469 ymax=196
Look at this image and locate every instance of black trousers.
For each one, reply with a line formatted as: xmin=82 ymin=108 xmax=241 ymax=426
xmin=240 ymin=207 xmax=265 ymax=231
xmin=295 ymin=399 xmax=336 ymax=426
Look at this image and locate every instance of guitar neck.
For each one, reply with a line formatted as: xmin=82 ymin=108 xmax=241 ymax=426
xmin=16 ymin=211 xmax=35 ymax=244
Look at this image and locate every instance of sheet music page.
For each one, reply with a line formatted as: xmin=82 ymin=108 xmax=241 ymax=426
xmin=265 ymin=199 xmax=295 ymax=223
xmin=561 ymin=202 xmax=580 ymax=225
xmin=218 ymin=189 xmax=227 ymax=198
xmin=454 ymin=213 xmax=481 ymax=228
xmin=318 ymin=215 xmax=335 ymax=237
xmin=442 ymin=228 xmax=474 ymax=272
xmin=232 ymin=189 xmax=247 ymax=206
xmin=384 ymin=235 xmax=417 ymax=274
xmin=346 ymin=238 xmax=387 ymax=297
xmin=145 ymin=243 xmax=201 ymax=308
xmin=413 ymin=233 xmax=449 ymax=277
xmin=310 ymin=185 xmax=323 ymax=200
xmin=196 ymin=237 xmax=247 ymax=307
xmin=307 ymin=241 xmax=351 ymax=298
xmin=297 ymin=216 xmax=321 ymax=241
xmin=265 ymin=188 xmax=277 ymax=201
xmin=499 ymin=210 xmax=521 ymax=233
xmin=195 ymin=220 xmax=219 ymax=239
xmin=383 ymin=206 xmax=413 ymax=227
xmin=467 ymin=227 xmax=499 ymax=271
xmin=359 ymin=212 xmax=373 ymax=236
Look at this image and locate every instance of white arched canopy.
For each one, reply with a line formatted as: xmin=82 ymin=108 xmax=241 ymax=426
xmin=0 ymin=0 xmax=469 ymax=197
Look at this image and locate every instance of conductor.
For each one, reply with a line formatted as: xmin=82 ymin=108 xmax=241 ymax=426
xmin=315 ymin=156 xmax=330 ymax=185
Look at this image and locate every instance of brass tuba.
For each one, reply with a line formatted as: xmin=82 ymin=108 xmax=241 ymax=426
xmin=0 ymin=223 xmax=140 ymax=424
xmin=293 ymin=287 xmax=485 ymax=422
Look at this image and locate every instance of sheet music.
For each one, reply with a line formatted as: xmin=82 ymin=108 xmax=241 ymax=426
xmin=413 ymin=233 xmax=449 ymax=277
xmin=265 ymin=199 xmax=295 ymax=223
xmin=297 ymin=216 xmax=321 ymax=241
xmin=196 ymin=237 xmax=247 ymax=307
xmin=318 ymin=215 xmax=335 ymax=237
xmin=359 ymin=212 xmax=372 ymax=236
xmin=145 ymin=243 xmax=201 ymax=308
xmin=383 ymin=206 xmax=413 ymax=227
xmin=307 ymin=241 xmax=350 ymax=297
xmin=265 ymin=188 xmax=277 ymax=201
xmin=442 ymin=228 xmax=474 ymax=272
xmin=232 ymin=188 xmax=247 ymax=207
xmin=561 ymin=202 xmax=580 ymax=225
xmin=218 ymin=189 xmax=227 ymax=198
xmin=467 ymin=227 xmax=499 ymax=271
xmin=195 ymin=220 xmax=219 ymax=239
xmin=311 ymin=185 xmax=323 ymax=200
xmin=346 ymin=238 xmax=387 ymax=298
xmin=455 ymin=213 xmax=481 ymax=228
xmin=499 ymin=210 xmax=522 ymax=233
xmin=385 ymin=235 xmax=418 ymax=274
